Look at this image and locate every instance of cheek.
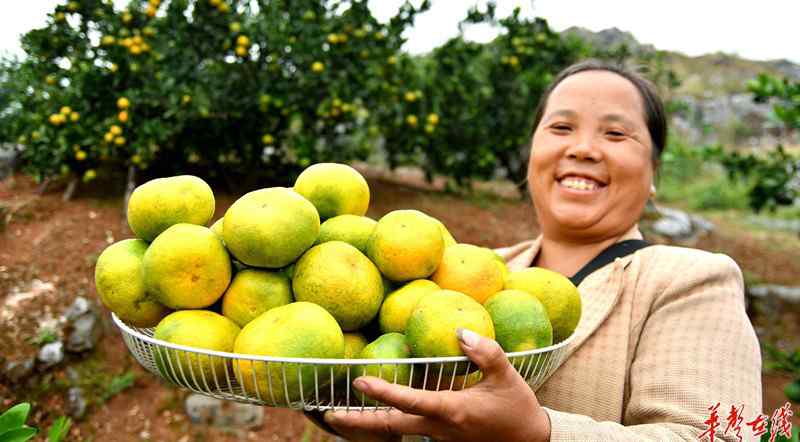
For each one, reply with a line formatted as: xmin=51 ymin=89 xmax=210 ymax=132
xmin=609 ymin=152 xmax=653 ymax=197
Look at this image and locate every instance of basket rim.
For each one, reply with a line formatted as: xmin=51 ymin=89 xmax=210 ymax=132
xmin=113 ymin=312 xmax=575 ymax=365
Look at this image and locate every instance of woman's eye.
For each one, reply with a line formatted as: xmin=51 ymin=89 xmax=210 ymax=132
xmin=606 ymin=130 xmax=626 ymax=138
xmin=551 ymin=124 xmax=571 ymax=132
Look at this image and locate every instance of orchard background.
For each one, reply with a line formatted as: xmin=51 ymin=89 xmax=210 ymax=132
xmin=0 ymin=0 xmax=798 ymax=440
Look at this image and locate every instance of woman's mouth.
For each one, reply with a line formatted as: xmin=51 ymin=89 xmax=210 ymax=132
xmin=558 ymin=176 xmax=604 ymax=191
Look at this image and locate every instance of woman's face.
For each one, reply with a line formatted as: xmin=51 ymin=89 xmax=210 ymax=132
xmin=528 ymin=70 xmax=654 ymax=241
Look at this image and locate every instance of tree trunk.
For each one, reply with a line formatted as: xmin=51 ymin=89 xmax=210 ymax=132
xmin=123 ymin=165 xmax=137 ymax=219
xmin=62 ymin=178 xmax=78 ymax=202
xmin=36 ymin=178 xmax=50 ymax=195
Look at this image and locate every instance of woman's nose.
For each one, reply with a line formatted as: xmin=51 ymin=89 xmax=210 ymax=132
xmin=565 ymin=136 xmax=602 ymax=162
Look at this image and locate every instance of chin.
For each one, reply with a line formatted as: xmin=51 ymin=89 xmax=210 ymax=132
xmin=550 ymin=206 xmax=604 ymax=231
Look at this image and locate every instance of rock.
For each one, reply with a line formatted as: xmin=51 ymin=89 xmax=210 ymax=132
xmin=690 ymin=215 xmax=715 ymax=234
xmin=651 ymin=207 xmax=693 ymax=239
xmin=747 ymin=216 xmax=800 ymax=233
xmin=748 ymin=284 xmax=800 ymax=303
xmin=37 ymin=341 xmax=65 ymax=369
xmin=66 ymin=311 xmax=102 ymax=353
xmin=67 ymin=387 xmax=87 ymax=419
xmin=646 ymin=206 xmax=715 ymax=245
xmin=184 ymin=394 xmax=263 ymax=430
xmin=3 ymin=357 xmax=35 ymax=383
xmin=64 ymin=296 xmax=92 ymax=321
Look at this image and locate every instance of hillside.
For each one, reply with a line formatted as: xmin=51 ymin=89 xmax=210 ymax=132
xmin=564 ymin=26 xmax=800 ymax=99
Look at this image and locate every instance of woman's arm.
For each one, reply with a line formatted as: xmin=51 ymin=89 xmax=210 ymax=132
xmin=544 ymin=252 xmax=762 ymax=442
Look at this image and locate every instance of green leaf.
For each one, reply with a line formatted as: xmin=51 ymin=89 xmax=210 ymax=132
xmin=0 ymin=426 xmax=38 ymax=442
xmin=46 ymin=416 xmax=71 ymax=442
xmin=0 ymin=403 xmax=31 ymax=434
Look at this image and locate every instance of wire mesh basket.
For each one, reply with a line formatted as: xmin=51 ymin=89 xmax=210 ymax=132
xmin=113 ymin=313 xmax=574 ymax=411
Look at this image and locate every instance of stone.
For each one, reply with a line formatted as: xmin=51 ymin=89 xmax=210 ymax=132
xmin=184 ymin=394 xmax=263 ymax=430
xmin=67 ymin=387 xmax=87 ymax=419
xmin=66 ymin=312 xmax=102 ymax=352
xmin=651 ymin=207 xmax=693 ymax=239
xmin=748 ymin=284 xmax=800 ymax=303
xmin=38 ymin=341 xmax=65 ymax=369
xmin=3 ymin=357 xmax=34 ymax=383
xmin=690 ymin=215 xmax=715 ymax=234
xmin=64 ymin=296 xmax=92 ymax=322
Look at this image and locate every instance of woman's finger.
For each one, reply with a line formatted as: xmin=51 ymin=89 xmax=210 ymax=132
xmin=456 ymin=328 xmax=517 ymax=381
xmin=325 ymin=408 xmax=435 ymax=437
xmin=352 ymin=376 xmax=451 ymax=418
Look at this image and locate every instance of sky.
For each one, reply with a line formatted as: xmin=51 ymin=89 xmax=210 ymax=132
xmin=2 ymin=0 xmax=799 ymax=63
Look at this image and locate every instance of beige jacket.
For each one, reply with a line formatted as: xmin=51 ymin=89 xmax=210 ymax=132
xmin=495 ymin=227 xmax=762 ymax=442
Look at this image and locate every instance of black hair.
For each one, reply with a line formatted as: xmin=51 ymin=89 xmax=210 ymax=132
xmin=530 ymin=59 xmax=668 ymax=165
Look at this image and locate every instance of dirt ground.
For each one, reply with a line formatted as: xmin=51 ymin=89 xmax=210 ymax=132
xmin=1 ymin=168 xmax=798 ymax=440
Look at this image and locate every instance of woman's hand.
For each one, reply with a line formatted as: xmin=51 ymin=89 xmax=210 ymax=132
xmin=323 ymin=329 xmax=551 ymax=442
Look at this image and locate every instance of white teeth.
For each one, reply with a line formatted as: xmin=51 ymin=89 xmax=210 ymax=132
xmin=560 ymin=177 xmax=599 ymax=191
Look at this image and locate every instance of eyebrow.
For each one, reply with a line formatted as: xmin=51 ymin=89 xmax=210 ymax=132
xmin=543 ymin=109 xmax=638 ymax=128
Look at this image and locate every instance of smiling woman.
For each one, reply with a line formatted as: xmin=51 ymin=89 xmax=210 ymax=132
xmin=318 ymin=60 xmax=762 ymax=442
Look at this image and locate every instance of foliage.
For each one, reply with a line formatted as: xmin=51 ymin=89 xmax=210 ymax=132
xmin=2 ymin=0 xmax=430 ymax=188
xmin=375 ymin=4 xmax=586 ymax=191
xmin=0 ymin=403 xmax=71 ymax=442
xmin=0 ymin=0 xmax=589 ymax=193
xmin=101 ymin=370 xmax=135 ymax=402
xmin=701 ymin=73 xmax=800 ymax=213
xmin=0 ymin=403 xmax=37 ymax=442
xmin=29 ymin=327 xmax=59 ymax=347
xmin=748 ymin=73 xmax=800 ymax=131
xmin=714 ymin=145 xmax=799 ymax=212
xmin=763 ymin=343 xmax=800 ymax=376
xmin=656 ymin=140 xmax=749 ymax=212
xmin=46 ymin=416 xmax=71 ymax=442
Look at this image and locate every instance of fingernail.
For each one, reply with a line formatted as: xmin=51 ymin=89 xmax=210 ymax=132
xmin=456 ymin=327 xmax=480 ymax=348
xmin=324 ymin=411 xmax=343 ymax=423
xmin=353 ymin=377 xmax=369 ymax=392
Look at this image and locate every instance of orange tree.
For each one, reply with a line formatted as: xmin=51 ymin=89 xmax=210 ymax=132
xmin=3 ymin=0 xmax=429 ymax=191
xmin=3 ymin=1 xmax=592 ymax=195
xmin=374 ymin=5 xmax=586 ymax=191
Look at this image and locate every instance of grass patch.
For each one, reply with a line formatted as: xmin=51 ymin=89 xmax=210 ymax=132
xmin=657 ymin=140 xmax=751 ymax=212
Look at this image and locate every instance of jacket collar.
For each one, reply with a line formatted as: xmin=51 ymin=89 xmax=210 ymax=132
xmin=503 ymin=224 xmax=643 ymax=272
xmin=497 ymin=225 xmax=643 ymax=388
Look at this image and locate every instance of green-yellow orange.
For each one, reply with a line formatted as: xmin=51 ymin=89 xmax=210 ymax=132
xmin=293 ymin=163 xmax=370 ymax=219
xmin=292 ymin=241 xmax=383 ymax=331
xmin=430 ymin=217 xmax=457 ymax=247
xmin=366 ymin=210 xmax=444 ymax=282
xmin=315 ymin=214 xmax=376 ymax=253
xmin=233 ymin=302 xmax=344 ymax=403
xmin=491 ymin=250 xmax=509 ymax=280
xmin=504 ymin=267 xmax=581 ymax=343
xmin=378 ymin=279 xmax=439 ymax=334
xmin=153 ymin=310 xmax=241 ymax=388
xmin=94 ymin=239 xmax=169 ymax=327
xmin=431 ymin=244 xmax=504 ymax=304
xmin=406 ymin=289 xmax=494 ymax=374
xmin=223 ymin=187 xmax=319 ymax=268
xmin=210 ymin=218 xmax=224 ymax=239
xmin=484 ymin=289 xmax=553 ymax=352
xmin=221 ymin=269 xmax=293 ymax=327
xmin=143 ymin=223 xmax=232 ymax=309
xmin=127 ymin=175 xmax=215 ymax=242
xmin=333 ymin=332 xmax=369 ymax=382
xmin=356 ymin=333 xmax=412 ymax=403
